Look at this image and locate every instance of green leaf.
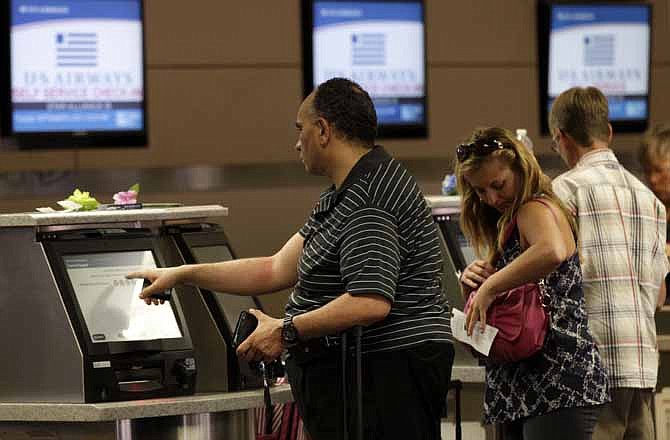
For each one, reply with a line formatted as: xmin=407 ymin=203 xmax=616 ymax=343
xmin=128 ymin=183 xmax=140 ymax=193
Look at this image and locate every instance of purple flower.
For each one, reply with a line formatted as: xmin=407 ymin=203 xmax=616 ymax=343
xmin=113 ymin=190 xmax=138 ymax=205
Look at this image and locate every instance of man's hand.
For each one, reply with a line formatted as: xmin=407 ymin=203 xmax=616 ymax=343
xmin=236 ymin=309 xmax=284 ymax=363
xmin=126 ymin=267 xmax=182 ymax=305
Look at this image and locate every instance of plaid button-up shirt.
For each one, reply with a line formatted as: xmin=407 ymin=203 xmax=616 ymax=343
xmin=553 ymin=149 xmax=669 ymax=389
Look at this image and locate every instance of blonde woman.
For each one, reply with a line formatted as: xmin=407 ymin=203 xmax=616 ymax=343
xmin=455 ymin=127 xmax=608 ymax=440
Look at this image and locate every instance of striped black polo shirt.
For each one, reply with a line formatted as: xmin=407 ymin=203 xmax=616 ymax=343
xmin=285 ymin=146 xmax=452 ymax=353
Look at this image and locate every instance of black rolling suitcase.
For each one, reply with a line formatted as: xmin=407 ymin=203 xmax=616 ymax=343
xmin=341 ymin=326 xmax=364 ymax=440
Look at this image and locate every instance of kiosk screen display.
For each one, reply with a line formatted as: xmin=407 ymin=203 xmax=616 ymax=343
xmin=63 ymin=251 xmax=182 ymax=343
xmin=190 ymin=245 xmax=257 ymax=330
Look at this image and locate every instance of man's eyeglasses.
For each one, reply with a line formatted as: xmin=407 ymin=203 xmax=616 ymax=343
xmin=456 ymin=139 xmax=505 ymax=163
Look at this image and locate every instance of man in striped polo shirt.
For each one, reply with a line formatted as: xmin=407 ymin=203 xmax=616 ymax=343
xmin=134 ymin=78 xmax=454 ymax=439
xmin=242 ymin=78 xmax=454 ymax=439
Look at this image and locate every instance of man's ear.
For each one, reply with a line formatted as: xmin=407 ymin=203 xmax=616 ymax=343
xmin=607 ymin=123 xmax=613 ymax=144
xmin=557 ymin=128 xmax=567 ymax=143
xmin=559 ymin=129 xmax=574 ymax=148
xmin=316 ymin=118 xmax=330 ymax=146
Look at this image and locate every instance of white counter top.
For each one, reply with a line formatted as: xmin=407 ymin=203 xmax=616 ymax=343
xmin=452 ymin=365 xmax=486 ymax=383
xmin=0 ymin=365 xmax=485 ymax=422
xmin=0 ymin=385 xmax=292 ymax=422
xmin=425 ymin=195 xmax=460 ymax=210
xmin=0 ymin=205 xmax=228 ymax=227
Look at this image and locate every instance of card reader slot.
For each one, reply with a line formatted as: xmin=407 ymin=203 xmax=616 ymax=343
xmin=118 ymin=380 xmax=164 ymax=393
xmin=115 ymin=367 xmax=163 ymax=384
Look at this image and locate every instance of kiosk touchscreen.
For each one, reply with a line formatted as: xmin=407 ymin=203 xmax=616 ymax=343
xmin=436 ymin=217 xmax=475 ymax=275
xmin=63 ymin=251 xmax=182 ymax=344
xmin=435 ymin=213 xmax=476 ymax=310
xmin=41 ymin=232 xmax=197 ymax=402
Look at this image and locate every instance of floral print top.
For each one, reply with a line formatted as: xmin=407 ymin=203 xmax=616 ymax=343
xmin=483 ymin=224 xmax=609 ymax=424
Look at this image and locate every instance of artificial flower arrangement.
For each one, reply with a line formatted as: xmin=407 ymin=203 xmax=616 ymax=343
xmin=112 ymin=183 xmax=140 ymax=206
xmin=38 ymin=184 xmax=141 ymax=212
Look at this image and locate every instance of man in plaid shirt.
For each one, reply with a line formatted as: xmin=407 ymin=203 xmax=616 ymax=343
xmin=550 ymin=86 xmax=669 ymax=440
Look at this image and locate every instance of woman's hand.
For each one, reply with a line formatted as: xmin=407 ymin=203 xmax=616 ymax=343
xmin=465 ymin=282 xmax=496 ymax=336
xmin=459 ymin=259 xmax=496 ymax=298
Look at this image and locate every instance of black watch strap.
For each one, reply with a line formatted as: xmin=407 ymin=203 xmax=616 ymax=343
xmin=282 ymin=315 xmax=299 ymax=347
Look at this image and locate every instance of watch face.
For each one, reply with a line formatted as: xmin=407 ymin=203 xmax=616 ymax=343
xmin=282 ymin=323 xmax=298 ymax=343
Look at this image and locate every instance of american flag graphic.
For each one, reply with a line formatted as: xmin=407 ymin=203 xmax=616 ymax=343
xmin=583 ymin=34 xmax=615 ymax=66
xmin=351 ymin=33 xmax=386 ymax=66
xmin=56 ymin=32 xmax=98 ymax=67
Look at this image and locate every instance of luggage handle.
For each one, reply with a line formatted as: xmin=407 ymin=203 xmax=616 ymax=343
xmin=342 ymin=326 xmax=363 ymax=440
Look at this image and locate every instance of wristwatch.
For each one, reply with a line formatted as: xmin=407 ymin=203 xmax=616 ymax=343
xmin=281 ymin=315 xmax=300 ymax=348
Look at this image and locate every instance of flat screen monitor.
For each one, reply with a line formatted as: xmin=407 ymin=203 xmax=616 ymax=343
xmin=63 ymin=251 xmax=182 ymax=344
xmin=190 ymin=245 xmax=259 ymax=332
xmin=0 ymin=0 xmax=147 ymax=147
xmin=538 ymin=1 xmax=652 ymax=134
xmin=302 ymin=0 xmax=427 ymax=138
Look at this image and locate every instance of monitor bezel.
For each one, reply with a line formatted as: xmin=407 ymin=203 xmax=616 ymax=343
xmin=175 ymin=229 xmax=263 ymax=334
xmin=301 ymin=0 xmax=428 ymax=139
xmin=43 ymin=237 xmax=192 ymax=357
xmin=172 ymin=226 xmax=263 ymax=390
xmin=537 ymin=0 xmax=653 ymax=135
xmin=435 ymin=215 xmax=470 ymax=274
xmin=0 ymin=0 xmax=149 ymax=148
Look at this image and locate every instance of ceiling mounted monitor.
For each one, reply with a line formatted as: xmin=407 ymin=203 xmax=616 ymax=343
xmin=302 ymin=0 xmax=428 ymax=138
xmin=0 ymin=0 xmax=148 ymax=148
xmin=538 ymin=1 xmax=652 ymax=134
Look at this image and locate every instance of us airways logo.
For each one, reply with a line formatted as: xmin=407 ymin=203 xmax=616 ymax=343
xmin=55 ymin=32 xmax=98 ymax=68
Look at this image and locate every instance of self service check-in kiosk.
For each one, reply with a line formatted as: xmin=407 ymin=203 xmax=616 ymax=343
xmin=425 ymin=195 xmax=476 ymax=311
xmin=0 ymin=206 xmax=234 ymax=403
xmin=41 ymin=233 xmax=197 ymax=403
xmin=166 ymin=222 xmax=264 ymax=391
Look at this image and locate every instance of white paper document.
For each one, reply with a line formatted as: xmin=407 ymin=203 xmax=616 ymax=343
xmin=450 ymin=308 xmax=499 ymax=356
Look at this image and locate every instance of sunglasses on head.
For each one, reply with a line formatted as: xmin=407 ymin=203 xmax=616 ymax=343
xmin=456 ymin=139 xmax=505 ymax=163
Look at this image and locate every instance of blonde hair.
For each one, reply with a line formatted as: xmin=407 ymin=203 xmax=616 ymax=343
xmin=639 ymin=122 xmax=670 ymax=172
xmin=454 ymin=127 xmax=577 ymax=262
xmin=548 ymin=86 xmax=610 ymax=146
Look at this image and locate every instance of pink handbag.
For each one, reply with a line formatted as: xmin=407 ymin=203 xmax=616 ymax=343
xmin=463 ymin=198 xmax=558 ymax=363
xmin=465 ymin=281 xmax=549 ymax=364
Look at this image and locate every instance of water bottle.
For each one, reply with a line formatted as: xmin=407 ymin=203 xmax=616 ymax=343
xmin=516 ymin=128 xmax=534 ymax=153
xmin=441 ymin=174 xmax=457 ymax=196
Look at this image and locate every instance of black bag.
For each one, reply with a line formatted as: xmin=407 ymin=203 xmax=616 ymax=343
xmin=232 ymin=310 xmax=258 ymax=349
xmin=233 ymin=311 xmax=283 ymax=438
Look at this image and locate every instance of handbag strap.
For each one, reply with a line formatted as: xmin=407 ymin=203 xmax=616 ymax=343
xmin=501 ymin=197 xmax=558 ymax=308
xmin=503 ymin=197 xmax=560 ymax=245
